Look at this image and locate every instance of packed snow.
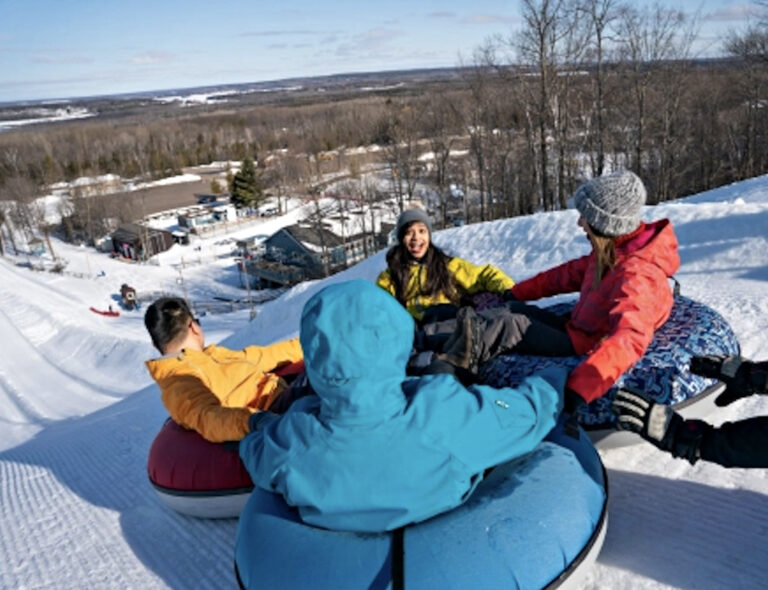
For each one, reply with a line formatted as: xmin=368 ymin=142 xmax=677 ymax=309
xmin=0 ymin=105 xmax=94 ymax=131
xmin=1 ymin=174 xmax=768 ymax=589
xmin=153 ymin=91 xmax=240 ymax=107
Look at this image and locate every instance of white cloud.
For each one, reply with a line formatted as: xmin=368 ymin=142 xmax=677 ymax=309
xmin=130 ymin=51 xmax=174 ymax=65
xmin=240 ymin=29 xmax=337 ymax=37
xmin=703 ymin=3 xmax=761 ymax=23
xmin=31 ymin=54 xmax=93 ymax=64
xmin=335 ymin=28 xmax=406 ymax=58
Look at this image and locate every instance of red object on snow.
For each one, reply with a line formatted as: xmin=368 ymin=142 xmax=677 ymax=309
xmin=147 ymin=419 xmax=253 ymax=518
xmin=273 ymin=359 xmax=305 ymax=378
xmin=146 ymin=362 xmax=307 ymax=518
xmin=148 ymin=419 xmax=253 ymax=491
xmin=89 ymin=306 xmax=120 ymax=317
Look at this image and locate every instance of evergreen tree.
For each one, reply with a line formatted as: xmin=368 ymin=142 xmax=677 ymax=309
xmin=210 ymin=178 xmax=223 ymax=195
xmin=230 ymin=157 xmax=263 ymax=208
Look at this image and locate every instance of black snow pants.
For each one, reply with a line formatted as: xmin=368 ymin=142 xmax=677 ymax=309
xmin=417 ymin=300 xmax=576 ymax=369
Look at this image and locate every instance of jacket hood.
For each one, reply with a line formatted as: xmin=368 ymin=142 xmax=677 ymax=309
xmin=300 ymin=280 xmax=414 ymax=424
xmin=145 ymin=350 xmax=192 ymax=382
xmin=620 ymin=219 xmax=680 ymax=277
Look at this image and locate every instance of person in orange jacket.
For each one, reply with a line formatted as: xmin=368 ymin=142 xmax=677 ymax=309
xmin=432 ymin=170 xmax=680 ymax=412
xmin=144 ymin=297 xmax=304 ymax=443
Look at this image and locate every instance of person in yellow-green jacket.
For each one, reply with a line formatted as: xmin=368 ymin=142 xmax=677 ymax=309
xmin=377 ymin=208 xmax=515 ymax=325
xmin=144 ymin=297 xmax=304 ymax=443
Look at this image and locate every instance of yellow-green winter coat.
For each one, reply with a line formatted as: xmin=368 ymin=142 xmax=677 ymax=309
xmin=376 ymin=257 xmax=514 ymax=321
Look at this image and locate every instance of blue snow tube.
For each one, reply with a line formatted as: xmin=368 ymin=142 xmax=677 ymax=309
xmin=234 ymin=417 xmax=607 ymax=590
xmin=481 ymin=295 xmax=740 ymax=431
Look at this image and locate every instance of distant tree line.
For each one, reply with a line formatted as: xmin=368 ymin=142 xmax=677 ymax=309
xmin=0 ymin=0 xmax=766 ymax=252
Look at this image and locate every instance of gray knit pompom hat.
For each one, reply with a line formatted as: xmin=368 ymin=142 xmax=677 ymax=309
xmin=573 ymin=170 xmax=646 ymax=237
xmin=396 ymin=208 xmax=433 ymax=242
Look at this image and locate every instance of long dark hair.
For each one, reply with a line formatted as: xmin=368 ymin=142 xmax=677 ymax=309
xmin=144 ymin=297 xmax=195 ymax=353
xmin=386 ymin=233 xmax=461 ymax=306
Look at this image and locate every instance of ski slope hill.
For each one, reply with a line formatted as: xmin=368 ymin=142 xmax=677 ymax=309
xmin=1 ymin=176 xmax=768 ymax=589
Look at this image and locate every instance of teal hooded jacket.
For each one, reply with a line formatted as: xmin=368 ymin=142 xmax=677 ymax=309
xmin=239 ymin=279 xmax=566 ymax=532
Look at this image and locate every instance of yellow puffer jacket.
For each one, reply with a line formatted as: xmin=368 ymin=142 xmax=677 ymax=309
xmin=145 ymin=339 xmax=303 ymax=443
xmin=376 ymin=257 xmax=515 ymax=321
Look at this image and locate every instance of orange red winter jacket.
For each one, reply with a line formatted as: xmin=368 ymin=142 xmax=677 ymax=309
xmin=510 ymin=219 xmax=680 ymax=403
xmin=145 ymin=339 xmax=303 ymax=442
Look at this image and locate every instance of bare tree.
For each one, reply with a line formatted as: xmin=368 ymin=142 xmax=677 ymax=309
xmin=462 ymin=48 xmax=496 ymax=221
xmin=344 ymin=176 xmax=388 ymax=258
xmin=339 ymin=179 xmax=369 ymax=258
xmin=515 ymin=0 xmax=572 ymax=211
xmin=459 ymin=59 xmax=530 ymax=220
xmin=422 ymin=93 xmax=462 ymax=227
xmin=381 ymin=100 xmax=422 ymax=213
xmin=685 ymin=70 xmax=732 ymax=191
xmin=301 ymin=178 xmax=333 ymax=278
xmin=649 ymin=12 xmax=698 ymax=202
xmin=271 ymin=153 xmax=307 ymax=214
xmin=579 ymin=0 xmax=621 ymax=176
xmin=725 ymin=0 xmax=768 ymax=65
xmin=0 ymin=208 xmax=6 ymax=256
xmin=324 ymin=182 xmax=354 ymax=263
xmin=615 ymin=4 xmax=688 ymax=175
xmin=5 ymin=177 xmax=39 ymax=248
xmin=364 ymin=180 xmax=384 ymax=255
xmin=552 ymin=3 xmax=591 ymax=207
xmin=723 ymin=4 xmax=768 ymax=179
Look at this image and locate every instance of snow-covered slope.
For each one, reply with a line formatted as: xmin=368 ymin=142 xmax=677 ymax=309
xmin=1 ymin=175 xmax=768 ymax=589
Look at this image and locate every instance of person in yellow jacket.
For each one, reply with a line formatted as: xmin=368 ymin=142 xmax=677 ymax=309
xmin=144 ymin=297 xmax=304 ymax=443
xmin=377 ymin=208 xmax=515 ymax=324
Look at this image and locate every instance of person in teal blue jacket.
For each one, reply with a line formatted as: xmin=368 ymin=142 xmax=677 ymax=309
xmin=239 ymin=279 xmax=566 ymax=533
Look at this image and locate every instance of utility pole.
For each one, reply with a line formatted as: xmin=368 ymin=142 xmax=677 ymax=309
xmin=241 ymin=259 xmax=256 ymax=320
xmin=81 ymin=244 xmax=92 ymax=278
xmin=177 ymin=267 xmax=188 ymax=302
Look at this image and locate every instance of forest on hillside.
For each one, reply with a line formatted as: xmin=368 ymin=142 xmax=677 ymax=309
xmin=1 ymin=0 xmax=767 ymax=250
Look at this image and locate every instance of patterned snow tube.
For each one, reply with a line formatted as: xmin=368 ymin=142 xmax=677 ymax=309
xmin=480 ymin=295 xmax=740 ymax=435
xmin=234 ymin=417 xmax=608 ymax=590
xmin=147 ymin=419 xmax=253 ymax=518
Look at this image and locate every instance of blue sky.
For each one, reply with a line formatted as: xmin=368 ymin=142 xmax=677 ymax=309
xmin=0 ymin=0 xmax=761 ymax=103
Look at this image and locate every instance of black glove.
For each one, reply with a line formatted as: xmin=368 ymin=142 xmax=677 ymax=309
xmin=422 ymin=358 xmax=456 ymax=376
xmin=502 ymin=289 xmax=518 ymax=302
xmin=612 ymin=389 xmax=709 ymax=464
xmin=562 ymin=389 xmax=586 ymax=439
xmin=690 ymin=355 xmax=768 ymax=406
xmin=564 ymin=389 xmax=586 ymax=414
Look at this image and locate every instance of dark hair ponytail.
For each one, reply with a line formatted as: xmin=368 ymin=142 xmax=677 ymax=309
xmin=144 ymin=297 xmax=194 ymax=353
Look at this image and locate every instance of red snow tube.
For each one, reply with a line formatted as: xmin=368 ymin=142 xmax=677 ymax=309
xmin=147 ymin=419 xmax=254 ymax=518
xmin=89 ymin=306 xmax=120 ymax=317
xmin=147 ymin=360 xmax=307 ymax=518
